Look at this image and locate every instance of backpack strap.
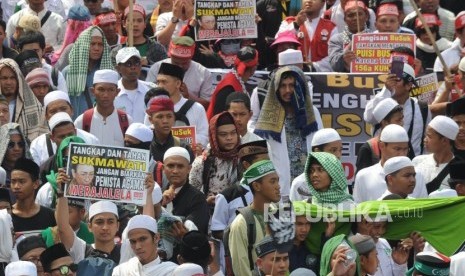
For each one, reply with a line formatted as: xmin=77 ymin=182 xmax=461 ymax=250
xmin=237 ymin=207 xmax=256 ymax=271
xmin=51 ymin=67 xmax=59 ymax=89
xmin=368 ymin=137 xmax=380 ymax=159
xmin=418 ymin=101 xmax=429 ymax=154
xmin=45 ymin=133 xmax=55 ymax=157
xmin=176 ymin=100 xmax=196 ymax=124
xmin=116 ymin=109 xmax=129 ymax=135
xmin=82 ymin=109 xmax=94 ymax=133
xmin=426 ymin=163 xmax=451 ymax=194
xmin=41 ymin=11 xmax=52 ymax=26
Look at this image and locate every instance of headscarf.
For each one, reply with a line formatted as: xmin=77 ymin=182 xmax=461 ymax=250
xmin=66 ymin=26 xmax=113 ymax=96
xmin=305 ymin=152 xmax=353 ymax=205
xmin=51 ymin=19 xmax=92 ymax=65
xmin=320 ymin=234 xmax=360 ymax=276
xmin=0 ymin=123 xmax=32 ymax=165
xmin=0 ymin=59 xmax=48 ymax=141
xmin=0 ymin=209 xmax=13 ymax=263
xmin=208 ymin=111 xmax=240 ymax=160
xmin=46 ymin=136 xmax=85 ymax=208
xmin=254 ymin=66 xmax=317 ymax=142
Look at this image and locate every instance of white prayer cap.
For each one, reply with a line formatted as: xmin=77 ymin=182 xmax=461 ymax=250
xmin=290 ymin=268 xmax=317 ymax=276
xmin=373 ymin=98 xmax=400 ymax=123
xmin=44 ymin=90 xmax=70 ymax=109
xmin=48 ymin=112 xmax=73 ymax=131
xmin=93 ymin=69 xmax=119 ymax=85
xmin=278 ymin=49 xmax=303 ymax=66
xmin=125 ymin=123 xmax=153 ymax=143
xmin=380 ymin=124 xmax=409 ymax=143
xmin=383 ymin=156 xmax=413 ymax=175
xmin=126 ymin=215 xmax=157 ymax=233
xmin=429 ymin=189 xmax=458 ymax=198
xmin=173 ymin=263 xmax=206 ymax=276
xmin=459 ymin=56 xmax=465 ymax=72
xmin=428 ymin=115 xmax=459 ymax=140
xmin=136 ymin=185 xmax=162 ymax=206
xmin=116 ymin=47 xmax=141 ymax=64
xmin=163 ymin=146 xmax=190 ymax=163
xmin=89 ymin=200 xmax=118 ymax=220
xmin=5 ymin=261 xmax=37 ymax=276
xmin=311 ymin=128 xmax=341 ymax=147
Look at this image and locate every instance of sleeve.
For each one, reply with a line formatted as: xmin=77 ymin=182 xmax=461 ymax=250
xmin=191 ymin=103 xmax=209 ymax=147
xmin=69 ymin=233 xmax=87 ymax=263
xmin=155 ymin=13 xmax=170 ymax=36
xmin=30 ymin=136 xmax=43 ymax=166
xmin=199 ymin=68 xmax=214 ymax=101
xmin=229 ymin=215 xmax=253 ymax=276
xmin=74 ymin=114 xmax=84 ymax=130
xmin=328 ymin=35 xmax=347 ymax=72
xmin=186 ymin=192 xmax=209 ymax=234
xmin=211 ymin=194 xmax=230 ymax=231
xmin=189 ymin=156 xmax=205 ymax=192
xmin=353 ymin=171 xmax=366 ymax=203
xmin=412 ymin=171 xmax=428 ymax=198
xmin=248 ymin=87 xmax=260 ymax=132
xmin=433 ymin=55 xmax=443 ymax=72
xmin=363 ymin=86 xmax=392 ymax=125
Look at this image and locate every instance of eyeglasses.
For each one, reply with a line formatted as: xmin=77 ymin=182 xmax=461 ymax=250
xmin=7 ymin=141 xmax=25 ymax=149
xmin=50 ymin=264 xmax=78 ymax=275
xmin=120 ymin=60 xmax=141 ymax=67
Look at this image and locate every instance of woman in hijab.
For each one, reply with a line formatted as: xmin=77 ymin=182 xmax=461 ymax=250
xmin=320 ymin=234 xmax=360 ymax=276
xmin=305 ymin=152 xmax=355 ymax=209
xmin=64 ymin=25 xmax=113 ymax=117
xmin=0 ymin=123 xmax=31 ymax=187
xmin=189 ymin=111 xmax=241 ymax=207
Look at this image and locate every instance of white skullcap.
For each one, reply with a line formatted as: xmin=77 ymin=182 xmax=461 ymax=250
xmin=93 ymin=69 xmax=119 ymax=85
xmin=44 ymin=90 xmax=70 ymax=109
xmin=163 ymin=146 xmax=190 ymax=162
xmin=126 ymin=215 xmax=158 ymax=233
xmin=48 ymin=112 xmax=73 ymax=131
xmin=116 ymin=47 xmax=141 ymax=64
xmin=5 ymin=261 xmax=37 ymax=276
xmin=373 ymin=98 xmax=400 ymax=123
xmin=0 ymin=167 xmax=6 ymax=186
xmin=278 ymin=49 xmax=303 ymax=66
xmin=459 ymin=57 xmax=465 ymax=72
xmin=311 ymin=128 xmax=341 ymax=147
xmin=429 ymin=189 xmax=458 ymax=198
xmin=136 ymin=185 xmax=162 ymax=206
xmin=173 ymin=263 xmax=205 ymax=276
xmin=383 ymin=156 xmax=413 ymax=175
xmin=380 ymin=124 xmax=409 ymax=143
xmin=89 ymin=200 xmax=118 ymax=220
xmin=428 ymin=115 xmax=459 ymax=140
xmin=290 ymin=268 xmax=317 ymax=276
xmin=125 ymin=123 xmax=153 ymax=142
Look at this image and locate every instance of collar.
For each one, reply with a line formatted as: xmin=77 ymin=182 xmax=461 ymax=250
xmin=118 ymin=79 xmax=144 ymax=95
xmin=141 ymin=256 xmax=161 ymax=268
xmin=26 ymin=6 xmax=47 ymax=17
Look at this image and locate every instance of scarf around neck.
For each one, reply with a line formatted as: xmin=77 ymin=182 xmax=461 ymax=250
xmin=208 ymin=111 xmax=240 ymax=160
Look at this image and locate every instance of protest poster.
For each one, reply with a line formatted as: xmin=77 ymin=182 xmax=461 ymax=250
xmin=65 ymin=143 xmax=150 ymax=205
xmin=410 ymin=73 xmax=439 ymax=104
xmin=194 ymin=0 xmax=257 ymax=41
xmin=350 ymin=33 xmax=415 ymax=73
xmin=172 ymin=126 xmax=197 ymax=149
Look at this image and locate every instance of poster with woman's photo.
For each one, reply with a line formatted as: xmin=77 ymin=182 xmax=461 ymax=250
xmin=64 ymin=143 xmax=150 ymax=205
xmin=194 ymin=0 xmax=257 ymax=41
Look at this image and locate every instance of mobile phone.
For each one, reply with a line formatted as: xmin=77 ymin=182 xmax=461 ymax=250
xmin=390 ymin=56 xmax=404 ymax=79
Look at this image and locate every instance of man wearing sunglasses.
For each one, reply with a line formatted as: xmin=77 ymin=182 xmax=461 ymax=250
xmin=40 ymin=243 xmax=77 ymax=276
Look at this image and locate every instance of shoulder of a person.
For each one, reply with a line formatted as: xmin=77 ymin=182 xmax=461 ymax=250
xmin=403 ymin=11 xmax=417 ymax=23
xmin=437 ymin=7 xmax=455 ymax=18
xmin=31 ymin=133 xmax=47 ymax=145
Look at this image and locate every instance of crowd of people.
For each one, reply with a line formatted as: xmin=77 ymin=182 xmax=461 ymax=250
xmin=0 ymin=0 xmax=465 ymax=275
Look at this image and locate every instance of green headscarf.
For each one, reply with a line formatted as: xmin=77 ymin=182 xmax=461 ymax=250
xmin=305 ymin=152 xmax=353 ymax=205
xmin=320 ymin=234 xmax=360 ymax=276
xmin=46 ymin=136 xmax=85 ymax=207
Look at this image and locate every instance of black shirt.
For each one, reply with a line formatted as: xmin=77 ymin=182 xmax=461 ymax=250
xmin=12 ymin=205 xmax=56 ymax=232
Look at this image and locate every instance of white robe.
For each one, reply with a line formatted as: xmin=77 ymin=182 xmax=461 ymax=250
xmin=112 ymin=256 xmax=178 ymax=276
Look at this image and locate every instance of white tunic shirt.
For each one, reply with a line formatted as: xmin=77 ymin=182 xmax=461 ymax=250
xmin=173 ymin=97 xmax=209 ymax=147
xmin=112 ymin=256 xmax=178 ymax=276
xmin=115 ymin=79 xmax=153 ymax=123
xmin=75 ymin=108 xmax=133 ymax=147
xmin=353 ymin=162 xmax=428 ymax=203
xmin=374 ymin=238 xmax=408 ymax=276
xmin=30 ymin=129 xmax=100 ymax=166
xmin=289 ymin=173 xmax=311 ymax=202
xmin=434 ymin=38 xmax=464 ymax=72
xmin=412 ymin=154 xmax=452 ymax=190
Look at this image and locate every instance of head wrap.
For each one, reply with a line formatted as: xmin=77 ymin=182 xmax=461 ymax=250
xmin=0 ymin=123 xmax=32 ymax=164
xmin=146 ymin=95 xmax=174 ymax=115
xmin=377 ymin=4 xmax=398 ymax=17
xmin=209 ymin=112 xmax=240 ymax=160
xmin=66 ymin=26 xmax=113 ymax=97
xmin=158 ymin=63 xmax=185 ymax=80
xmin=234 ymin=46 xmax=258 ymax=77
xmin=124 ymin=4 xmax=146 ymax=18
xmin=243 ymin=160 xmax=276 ymax=185
xmin=17 ymin=235 xmax=46 ymax=259
xmin=254 ymin=66 xmax=317 ymax=143
xmin=68 ymin=5 xmax=91 ymax=21
xmin=39 ymin=243 xmax=71 ymax=272
xmin=344 ymin=0 xmax=367 ymax=12
xmin=169 ymin=36 xmax=196 ymax=59
xmin=311 ymin=128 xmax=341 ymax=147
xmin=415 ymin=13 xmax=441 ymax=28
xmin=25 ymin=68 xmax=51 ymax=87
xmin=305 ymin=152 xmax=353 ymax=205
xmin=94 ymin=12 xmax=117 ymax=26
xmin=428 ymin=115 xmax=459 ymax=140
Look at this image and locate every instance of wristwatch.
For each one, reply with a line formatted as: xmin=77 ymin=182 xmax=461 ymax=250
xmin=171 ymin=16 xmax=179 ymax=23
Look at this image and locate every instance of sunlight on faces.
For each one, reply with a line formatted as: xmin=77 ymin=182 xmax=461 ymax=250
xmin=156 ymin=74 xmax=181 ymax=96
xmin=163 ymin=156 xmax=191 ymax=187
xmin=149 ymin=110 xmax=175 ymax=136
xmin=89 ymin=213 xmax=119 ymax=243
xmin=11 ymin=170 xmax=39 ymax=200
xmin=375 ymin=15 xmax=400 ymax=33
xmin=252 ymin=172 xmax=281 ymax=202
xmin=423 ymin=127 xmax=447 ymax=153
xmin=308 ymin=163 xmax=332 ymax=192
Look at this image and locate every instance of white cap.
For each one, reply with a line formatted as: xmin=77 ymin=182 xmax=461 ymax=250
xmin=173 ymin=263 xmax=206 ymax=276
xmin=373 ymin=98 xmax=400 ymax=123
xmin=89 ymin=200 xmax=118 ymax=220
xmin=126 ymin=215 xmax=158 ymax=234
xmin=429 ymin=189 xmax=458 ymax=198
xmin=163 ymin=146 xmax=190 ymax=162
xmin=125 ymin=123 xmax=153 ymax=143
xmin=290 ymin=268 xmax=317 ymax=276
xmin=459 ymin=56 xmax=465 ymax=72
xmin=5 ymin=261 xmax=37 ymax=276
xmin=116 ymin=47 xmax=141 ymax=64
xmin=311 ymin=128 xmax=341 ymax=147
xmin=278 ymin=49 xmax=303 ymax=66
xmin=48 ymin=112 xmax=73 ymax=131
xmin=0 ymin=167 xmax=6 ymax=186
xmin=383 ymin=156 xmax=413 ymax=175
xmin=93 ymin=69 xmax=119 ymax=85
xmin=428 ymin=115 xmax=459 ymax=140
xmin=380 ymin=124 xmax=409 ymax=143
xmin=44 ymin=90 xmax=70 ymax=109
xmin=136 ymin=185 xmax=162 ymax=206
